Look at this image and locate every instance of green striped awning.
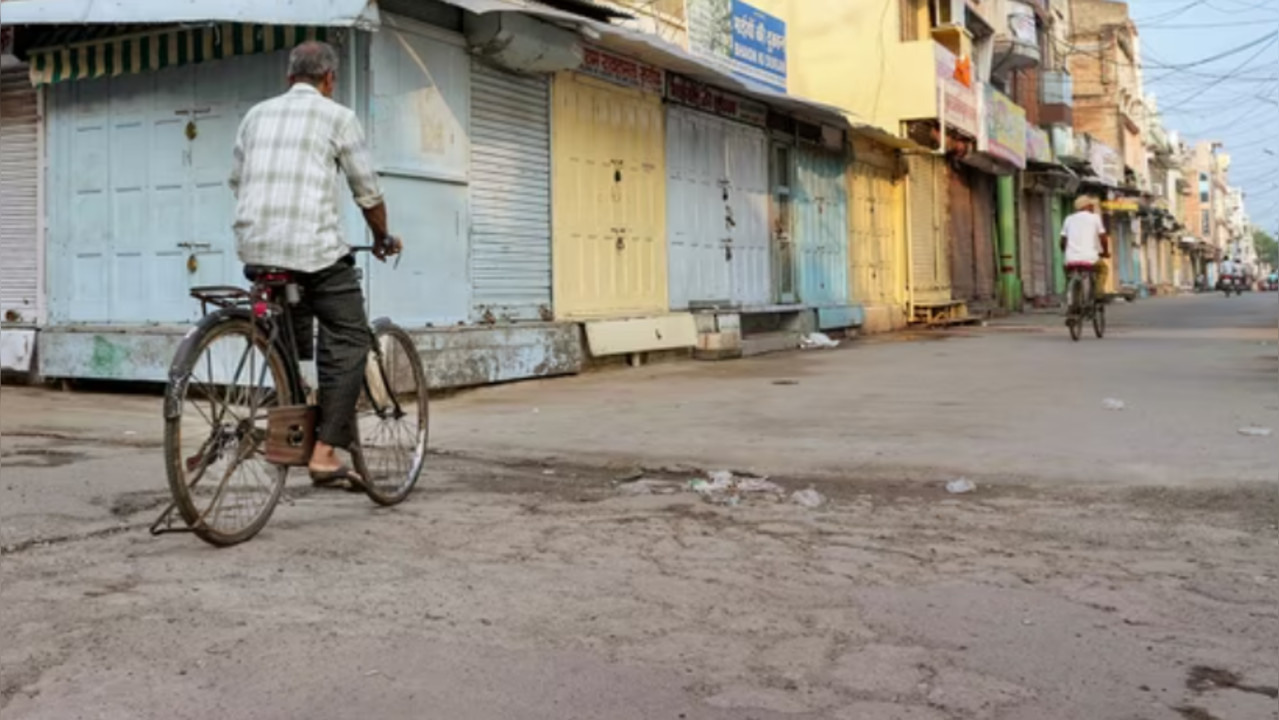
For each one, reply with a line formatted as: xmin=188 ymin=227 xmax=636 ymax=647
xmin=29 ymin=24 xmax=334 ymax=86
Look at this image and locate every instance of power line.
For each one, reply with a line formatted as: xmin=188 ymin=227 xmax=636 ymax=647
xmin=1053 ymin=33 xmax=1279 ymax=83
xmin=1135 ymin=0 xmax=1207 ymax=24
xmin=1139 ymin=19 xmax=1279 ymax=28
xmin=1150 ymin=31 xmax=1277 ymax=70
xmin=1144 ymin=34 xmax=1277 ymax=89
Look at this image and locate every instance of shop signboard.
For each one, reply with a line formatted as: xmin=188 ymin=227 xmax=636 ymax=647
xmin=579 ymin=45 xmax=665 ymax=94
xmin=981 ymin=84 xmax=1026 ymax=168
xmin=935 ymin=44 xmax=979 ymax=137
xmin=1088 ymin=137 xmax=1123 ymax=187
xmin=687 ymin=0 xmax=787 ymax=91
xmin=1025 ymin=125 xmax=1052 ymax=163
xmin=667 ymin=73 xmax=768 ymax=126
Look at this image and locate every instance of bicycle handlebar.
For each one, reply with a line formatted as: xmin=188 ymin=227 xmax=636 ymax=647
xmin=350 ymin=242 xmax=403 ymax=269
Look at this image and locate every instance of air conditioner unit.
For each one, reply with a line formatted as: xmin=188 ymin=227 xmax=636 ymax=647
xmin=933 ymin=0 xmax=966 ymax=27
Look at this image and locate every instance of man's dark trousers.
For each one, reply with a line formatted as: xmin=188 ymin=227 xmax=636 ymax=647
xmin=288 ymin=255 xmax=370 ymax=449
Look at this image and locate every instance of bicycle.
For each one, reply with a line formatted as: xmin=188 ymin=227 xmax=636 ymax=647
xmin=1064 ymin=261 xmax=1106 ymax=342
xmin=151 ymin=246 xmax=429 ymax=547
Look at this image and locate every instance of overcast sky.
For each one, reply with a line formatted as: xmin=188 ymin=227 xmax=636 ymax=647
xmin=1128 ymin=0 xmax=1279 ymax=235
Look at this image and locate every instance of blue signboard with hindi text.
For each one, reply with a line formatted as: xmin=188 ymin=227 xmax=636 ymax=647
xmin=729 ymin=0 xmax=787 ymax=92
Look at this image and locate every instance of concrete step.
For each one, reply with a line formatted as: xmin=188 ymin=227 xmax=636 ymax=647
xmin=741 ymin=331 xmax=801 ymax=358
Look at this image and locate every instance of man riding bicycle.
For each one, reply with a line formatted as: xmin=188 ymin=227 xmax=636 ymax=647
xmin=1060 ymin=196 xmax=1111 ymax=311
xmin=229 ymin=41 xmax=400 ymax=488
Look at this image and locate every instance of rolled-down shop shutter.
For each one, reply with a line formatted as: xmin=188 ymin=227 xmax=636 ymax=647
xmin=969 ymin=172 xmax=997 ymax=306
xmin=0 ymin=65 xmax=40 ymax=323
xmin=469 ymin=59 xmax=552 ymax=322
xmin=947 ymin=165 xmax=976 ymax=303
xmin=1027 ymin=192 xmax=1048 ymax=298
xmin=906 ymin=155 xmax=949 ymax=305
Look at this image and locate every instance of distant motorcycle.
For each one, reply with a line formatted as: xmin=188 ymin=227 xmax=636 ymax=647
xmin=1219 ymin=275 xmax=1246 ymax=297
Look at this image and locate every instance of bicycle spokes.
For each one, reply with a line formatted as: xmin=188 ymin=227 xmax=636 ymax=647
xmin=165 ymin=321 xmax=290 ymax=543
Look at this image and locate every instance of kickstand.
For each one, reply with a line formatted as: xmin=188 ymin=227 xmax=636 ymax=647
xmin=149 ymin=502 xmax=196 ymax=536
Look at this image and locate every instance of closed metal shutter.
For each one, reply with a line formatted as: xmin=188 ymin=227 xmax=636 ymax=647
xmin=906 ymin=155 xmax=949 ymax=305
xmin=1027 ymin=192 xmax=1048 ymax=298
xmin=969 ymin=172 xmax=997 ymax=306
xmin=849 ymin=156 xmax=900 ymax=308
xmin=470 ymin=60 xmax=551 ymax=323
xmin=947 ymin=164 xmax=975 ymax=302
xmin=665 ymin=106 xmax=771 ymax=310
xmin=0 ymin=65 xmax=40 ymax=323
xmin=794 ymin=146 xmax=850 ymax=308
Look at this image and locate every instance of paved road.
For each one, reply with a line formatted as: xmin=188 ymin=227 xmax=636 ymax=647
xmin=422 ymin=291 xmax=1278 ymax=489
xmin=1 ymin=293 xmax=1276 ymax=719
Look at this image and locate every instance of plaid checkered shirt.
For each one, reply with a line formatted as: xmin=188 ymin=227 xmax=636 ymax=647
xmin=230 ymin=83 xmax=383 ymax=273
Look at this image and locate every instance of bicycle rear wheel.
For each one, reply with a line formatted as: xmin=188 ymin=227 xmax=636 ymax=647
xmin=1092 ymin=302 xmax=1106 ymax=338
xmin=1067 ymin=276 xmax=1083 ymax=342
xmin=163 ymin=314 xmax=292 ymax=546
xmin=351 ymin=320 xmax=429 ymax=507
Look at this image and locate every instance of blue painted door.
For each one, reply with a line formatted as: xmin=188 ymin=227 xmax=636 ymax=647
xmin=48 ymin=52 xmax=290 ymax=325
xmin=365 ymin=17 xmax=471 ymax=327
xmin=1114 ymin=219 xmax=1134 ymax=286
xmin=794 ymin=148 xmax=850 ymax=307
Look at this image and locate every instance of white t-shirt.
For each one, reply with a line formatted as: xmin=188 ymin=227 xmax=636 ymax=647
xmin=1060 ymin=211 xmax=1107 ymax=265
xmin=1221 ymin=261 xmax=1236 ymax=277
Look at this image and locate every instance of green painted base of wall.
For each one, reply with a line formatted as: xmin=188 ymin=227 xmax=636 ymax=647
xmin=999 ymin=276 xmax=1023 ymax=312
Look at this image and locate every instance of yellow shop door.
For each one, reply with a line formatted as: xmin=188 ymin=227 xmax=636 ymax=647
xmin=552 ymin=72 xmax=668 ymax=319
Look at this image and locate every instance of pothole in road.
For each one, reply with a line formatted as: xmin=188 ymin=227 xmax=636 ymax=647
xmin=0 ymin=448 xmax=90 ymax=469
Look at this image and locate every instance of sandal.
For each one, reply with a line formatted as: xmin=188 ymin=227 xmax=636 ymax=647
xmin=309 ymin=465 xmax=366 ymax=492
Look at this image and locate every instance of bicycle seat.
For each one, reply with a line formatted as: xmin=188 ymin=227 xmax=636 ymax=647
xmin=1064 ymin=262 xmax=1097 ymax=271
xmin=243 ymin=265 xmax=295 ymax=283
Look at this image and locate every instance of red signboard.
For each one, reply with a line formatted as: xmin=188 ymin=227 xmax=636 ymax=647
xmin=666 ymin=74 xmax=767 ymax=127
xmin=580 ymin=46 xmax=665 ymax=95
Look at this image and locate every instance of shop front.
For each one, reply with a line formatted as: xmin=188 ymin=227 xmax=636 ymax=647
xmin=0 ymin=43 xmax=43 ymax=375
xmin=954 ymin=84 xmax=1025 ymax=314
xmin=664 ymin=75 xmax=772 ymax=311
xmin=18 ymin=0 xmax=587 ymax=388
xmin=1021 ymin=125 xmax=1063 ymax=307
xmin=793 ymin=125 xmax=855 ymax=330
xmin=848 ymin=135 xmax=907 ymax=333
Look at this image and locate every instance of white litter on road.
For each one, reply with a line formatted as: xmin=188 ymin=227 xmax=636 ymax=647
xmin=689 ymin=470 xmax=785 ymax=506
xmin=618 ymin=479 xmax=682 ymax=496
xmin=800 ymin=333 xmax=840 ymax=350
xmin=1102 ymin=398 xmax=1126 ymax=411
xmin=1238 ymin=426 xmax=1273 ymax=438
xmin=791 ymin=488 xmax=827 ymax=508
xmin=945 ymin=479 xmax=977 ymax=494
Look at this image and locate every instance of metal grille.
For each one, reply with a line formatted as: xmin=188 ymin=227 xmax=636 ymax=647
xmin=0 ymin=66 xmax=39 ymax=323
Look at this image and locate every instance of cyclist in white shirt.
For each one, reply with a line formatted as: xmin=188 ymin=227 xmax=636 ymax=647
xmin=1060 ymin=196 xmax=1112 ymax=307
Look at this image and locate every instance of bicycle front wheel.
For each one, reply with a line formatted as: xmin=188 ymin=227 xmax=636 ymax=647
xmin=163 ymin=313 xmax=292 ymax=546
xmin=1093 ymin=302 xmax=1106 ymax=338
xmin=352 ymin=320 xmax=429 ymax=506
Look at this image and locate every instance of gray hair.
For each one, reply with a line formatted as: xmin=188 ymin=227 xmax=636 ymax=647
xmin=288 ymin=41 xmax=340 ymax=83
